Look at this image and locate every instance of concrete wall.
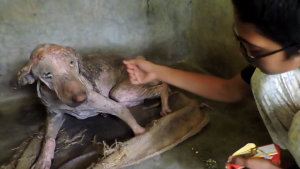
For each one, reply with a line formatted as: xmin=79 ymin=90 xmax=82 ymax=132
xmin=0 ymin=0 xmax=192 ymax=101
xmin=188 ymin=0 xmax=247 ymax=78
xmin=0 ymin=0 xmax=249 ymax=102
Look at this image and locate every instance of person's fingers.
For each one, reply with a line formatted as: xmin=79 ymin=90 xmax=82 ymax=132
xmin=229 ymin=156 xmax=282 ymax=169
xmin=123 ymin=60 xmax=135 ymax=65
xmin=126 ymin=64 xmax=145 ymax=84
xmin=229 ymin=156 xmax=247 ymax=166
xmin=123 ymin=59 xmax=141 ymax=65
xmin=131 ymin=77 xmax=140 ymax=85
xmin=127 ymin=65 xmax=134 ymax=70
xmin=128 ymin=72 xmax=137 ymax=83
xmin=127 ymin=68 xmax=135 ymax=75
xmin=123 ymin=60 xmax=139 ymax=69
xmin=127 ymin=72 xmax=135 ymax=81
xmin=124 ymin=59 xmax=152 ymax=85
xmin=130 ymin=77 xmax=136 ymax=84
xmin=129 ymin=74 xmax=135 ymax=81
xmin=126 ymin=68 xmax=131 ymax=74
xmin=133 ymin=65 xmax=144 ymax=83
xmin=129 ymin=70 xmax=138 ymax=82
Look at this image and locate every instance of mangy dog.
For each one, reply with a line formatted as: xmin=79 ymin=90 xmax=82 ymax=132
xmin=17 ymin=44 xmax=171 ymax=169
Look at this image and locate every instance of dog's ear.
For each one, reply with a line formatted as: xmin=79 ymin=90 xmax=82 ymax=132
xmin=17 ymin=60 xmax=35 ymax=86
xmin=17 ymin=44 xmax=49 ymax=86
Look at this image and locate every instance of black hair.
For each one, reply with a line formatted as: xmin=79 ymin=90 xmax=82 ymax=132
xmin=232 ymin=0 xmax=300 ymax=56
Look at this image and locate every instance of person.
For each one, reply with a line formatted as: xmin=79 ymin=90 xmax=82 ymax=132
xmin=123 ymin=0 xmax=300 ymax=168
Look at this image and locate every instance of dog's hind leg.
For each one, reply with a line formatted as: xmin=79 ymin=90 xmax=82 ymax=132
xmin=110 ymin=79 xmax=171 ymax=116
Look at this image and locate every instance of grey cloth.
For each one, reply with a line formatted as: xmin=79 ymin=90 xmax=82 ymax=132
xmin=251 ymin=68 xmax=300 ymax=166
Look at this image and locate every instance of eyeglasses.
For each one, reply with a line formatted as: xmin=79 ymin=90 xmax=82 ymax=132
xmin=233 ymin=26 xmax=299 ymax=62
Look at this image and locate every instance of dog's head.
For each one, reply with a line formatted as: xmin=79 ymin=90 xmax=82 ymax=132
xmin=17 ymin=44 xmax=87 ymax=107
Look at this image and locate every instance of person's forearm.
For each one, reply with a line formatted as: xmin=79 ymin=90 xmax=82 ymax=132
xmin=153 ymin=65 xmax=241 ymax=102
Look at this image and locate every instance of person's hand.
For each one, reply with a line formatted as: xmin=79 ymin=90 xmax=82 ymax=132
xmin=123 ymin=57 xmax=158 ymax=84
xmin=228 ymin=156 xmax=282 ymax=169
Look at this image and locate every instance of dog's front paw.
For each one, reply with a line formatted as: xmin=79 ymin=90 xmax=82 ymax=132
xmin=160 ymin=107 xmax=172 ymax=116
xmin=31 ymin=156 xmax=52 ymax=169
xmin=133 ymin=126 xmax=146 ymax=136
xmin=31 ymin=153 xmax=53 ymax=169
xmin=31 ymin=139 xmax=55 ymax=169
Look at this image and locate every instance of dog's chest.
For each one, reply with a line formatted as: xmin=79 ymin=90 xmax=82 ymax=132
xmin=40 ymin=97 xmax=100 ymax=120
xmin=63 ymin=109 xmax=99 ymax=119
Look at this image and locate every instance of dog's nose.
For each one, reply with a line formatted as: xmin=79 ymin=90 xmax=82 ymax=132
xmin=71 ymin=91 xmax=87 ymax=105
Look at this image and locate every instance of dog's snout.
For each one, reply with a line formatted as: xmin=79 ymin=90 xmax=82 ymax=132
xmin=73 ymin=91 xmax=87 ymax=102
xmin=69 ymin=91 xmax=87 ymax=107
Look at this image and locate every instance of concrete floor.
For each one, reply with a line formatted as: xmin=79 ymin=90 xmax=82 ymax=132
xmin=0 ymin=62 xmax=297 ymax=169
xmin=126 ymin=96 xmax=294 ymax=169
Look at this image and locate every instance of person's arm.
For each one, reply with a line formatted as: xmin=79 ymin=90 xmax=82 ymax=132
xmin=123 ymin=58 xmax=252 ymax=102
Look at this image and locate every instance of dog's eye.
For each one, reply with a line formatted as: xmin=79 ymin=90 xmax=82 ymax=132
xmin=70 ymin=61 xmax=74 ymax=66
xmin=44 ymin=72 xmax=52 ymax=79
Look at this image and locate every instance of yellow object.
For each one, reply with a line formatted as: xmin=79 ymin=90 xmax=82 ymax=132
xmin=232 ymin=143 xmax=256 ymax=156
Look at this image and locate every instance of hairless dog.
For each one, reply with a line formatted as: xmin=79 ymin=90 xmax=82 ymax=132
xmin=17 ymin=44 xmax=171 ymax=169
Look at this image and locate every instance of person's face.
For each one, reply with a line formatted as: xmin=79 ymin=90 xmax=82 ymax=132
xmin=234 ymin=12 xmax=300 ymax=74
